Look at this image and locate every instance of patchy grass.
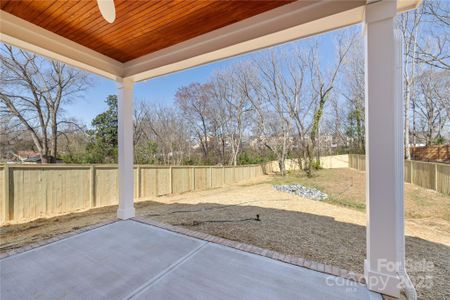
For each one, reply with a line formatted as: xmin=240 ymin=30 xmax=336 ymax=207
xmin=325 ymin=197 xmax=366 ymax=211
xmin=272 ymin=168 xmax=450 ymax=221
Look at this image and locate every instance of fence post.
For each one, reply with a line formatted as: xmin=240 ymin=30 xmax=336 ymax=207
xmin=169 ymin=166 xmax=173 ymax=194
xmin=3 ymin=165 xmax=11 ymax=222
xmin=90 ymin=165 xmax=96 ymax=208
xmin=209 ymin=167 xmax=212 ymax=188
xmin=136 ymin=165 xmax=141 ymax=199
xmin=435 ymin=163 xmax=438 ymax=192
xmin=155 ymin=167 xmax=159 ymax=196
xmin=404 ymin=160 xmax=408 ymax=183
xmin=191 ymin=167 xmax=195 ymax=191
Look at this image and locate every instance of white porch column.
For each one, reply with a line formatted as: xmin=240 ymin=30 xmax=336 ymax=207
xmin=117 ymin=78 xmax=136 ymax=219
xmin=364 ymin=0 xmax=404 ymax=298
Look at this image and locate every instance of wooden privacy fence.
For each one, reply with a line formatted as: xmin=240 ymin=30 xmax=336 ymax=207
xmin=349 ymin=154 xmax=450 ymax=195
xmin=268 ymin=155 xmax=350 ymax=172
xmin=0 ymin=163 xmax=271 ymax=225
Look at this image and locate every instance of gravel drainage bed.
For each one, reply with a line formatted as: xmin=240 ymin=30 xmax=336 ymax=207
xmin=273 ymin=184 xmax=328 ymax=201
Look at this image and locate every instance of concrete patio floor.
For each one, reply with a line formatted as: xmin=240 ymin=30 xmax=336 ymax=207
xmin=0 ymin=220 xmax=381 ymax=300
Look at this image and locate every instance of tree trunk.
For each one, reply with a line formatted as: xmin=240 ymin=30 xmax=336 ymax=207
xmin=297 ymin=153 xmax=303 ymax=170
xmin=308 ymin=92 xmax=327 ymax=174
xmin=404 ymin=14 xmax=419 ymax=159
xmin=221 ymin=137 xmax=226 ymax=165
xmin=355 ymin=102 xmax=364 ymax=152
xmin=278 ymin=158 xmax=286 ymax=176
xmin=50 ymin=114 xmax=58 ymax=163
xmin=303 ymin=143 xmax=312 ymax=177
xmin=412 ymin=96 xmax=416 ymax=154
xmin=405 ymin=87 xmax=411 ymax=159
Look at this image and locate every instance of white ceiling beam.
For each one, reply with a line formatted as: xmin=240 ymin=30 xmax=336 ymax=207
xmin=0 ymin=11 xmax=123 ymax=80
xmin=397 ymin=0 xmax=422 ymax=11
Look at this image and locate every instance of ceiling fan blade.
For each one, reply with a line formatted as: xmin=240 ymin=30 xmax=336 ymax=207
xmin=97 ymin=0 xmax=116 ymax=23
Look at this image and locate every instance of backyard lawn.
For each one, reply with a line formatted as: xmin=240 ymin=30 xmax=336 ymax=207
xmin=1 ymin=168 xmax=449 ymax=300
xmin=272 ymin=168 xmax=450 ymax=222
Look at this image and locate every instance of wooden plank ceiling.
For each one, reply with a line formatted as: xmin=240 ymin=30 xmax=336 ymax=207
xmin=1 ymin=0 xmax=296 ymax=62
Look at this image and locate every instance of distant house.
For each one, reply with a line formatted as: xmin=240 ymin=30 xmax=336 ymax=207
xmin=4 ymin=150 xmax=40 ymax=163
xmin=411 ymin=144 xmax=450 ymax=163
xmin=23 ymin=156 xmax=42 ymax=163
xmin=23 ymin=155 xmax=64 ymax=164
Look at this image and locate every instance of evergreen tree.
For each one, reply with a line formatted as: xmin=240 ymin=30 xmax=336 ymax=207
xmin=86 ymin=95 xmax=118 ymax=163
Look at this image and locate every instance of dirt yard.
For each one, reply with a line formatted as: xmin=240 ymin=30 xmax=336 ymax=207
xmin=1 ymin=169 xmax=449 ymax=300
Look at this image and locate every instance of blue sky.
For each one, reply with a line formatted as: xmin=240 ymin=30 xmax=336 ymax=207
xmin=64 ymin=56 xmax=237 ymax=125
xmin=65 ymin=25 xmax=360 ymax=126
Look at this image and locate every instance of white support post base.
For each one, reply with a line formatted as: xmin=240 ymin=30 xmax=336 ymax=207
xmin=364 ymin=1 xmax=404 ymax=298
xmin=117 ymin=78 xmax=135 ymax=220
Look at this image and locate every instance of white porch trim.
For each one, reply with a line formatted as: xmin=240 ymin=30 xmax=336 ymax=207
xmin=123 ymin=1 xmax=366 ymax=81
xmin=0 ymin=11 xmax=123 ymax=80
xmin=364 ymin=1 xmax=405 ymax=297
xmin=1 ymin=1 xmax=419 ymax=83
xmin=117 ymin=78 xmax=135 ymax=220
xmin=124 ymin=0 xmax=419 ymax=82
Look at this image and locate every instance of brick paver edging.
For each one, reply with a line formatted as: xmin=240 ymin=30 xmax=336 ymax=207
xmin=132 ymin=217 xmax=366 ymax=285
xmin=0 ymin=219 xmax=118 ymax=259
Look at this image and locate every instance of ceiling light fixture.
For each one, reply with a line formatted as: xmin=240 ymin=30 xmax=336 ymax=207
xmin=97 ymin=0 xmax=116 ymax=24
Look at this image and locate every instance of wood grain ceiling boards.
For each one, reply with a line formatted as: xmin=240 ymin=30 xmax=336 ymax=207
xmin=1 ymin=0 xmax=295 ymax=62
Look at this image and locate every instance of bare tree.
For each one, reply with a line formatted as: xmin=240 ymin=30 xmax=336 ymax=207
xmin=398 ymin=5 xmax=424 ymax=158
xmin=398 ymin=0 xmax=450 ymax=156
xmin=175 ymin=83 xmax=213 ymax=162
xmin=0 ymin=114 xmax=35 ymax=161
xmin=247 ymin=50 xmax=295 ymax=176
xmin=0 ymin=45 xmax=89 ymax=163
xmin=414 ymin=69 xmax=449 ymax=145
xmin=210 ymin=64 xmax=253 ymax=165
xmin=327 ymin=95 xmax=348 ymax=152
xmin=57 ymin=119 xmax=89 ymax=161
xmin=341 ymin=34 xmax=365 ymax=153
xmin=207 ymin=84 xmax=228 ymax=164
xmin=293 ymin=32 xmax=355 ymax=175
xmin=133 ymin=102 xmax=148 ymax=147
xmin=416 ymin=0 xmax=449 ymax=70
xmin=134 ymin=103 xmax=191 ymax=165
